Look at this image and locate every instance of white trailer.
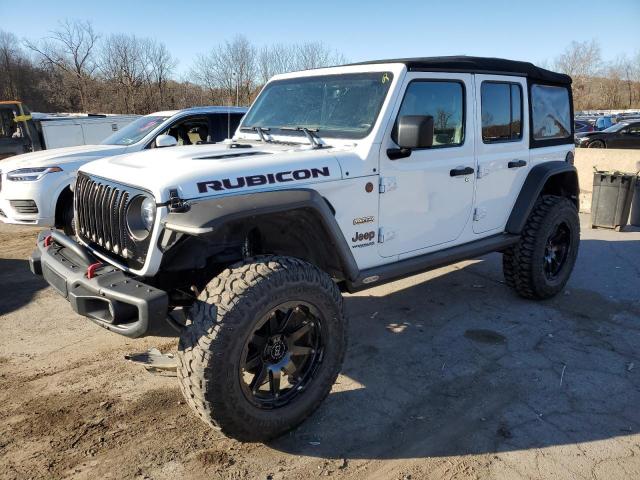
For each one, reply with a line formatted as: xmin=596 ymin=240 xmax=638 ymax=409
xmin=32 ymin=113 xmax=140 ymax=149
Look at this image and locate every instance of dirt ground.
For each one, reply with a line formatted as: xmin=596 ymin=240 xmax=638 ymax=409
xmin=1 ymin=217 xmax=639 ymax=480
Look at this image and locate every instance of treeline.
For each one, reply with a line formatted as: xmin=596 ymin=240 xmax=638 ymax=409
xmin=0 ymin=20 xmax=345 ymax=114
xmin=551 ymin=40 xmax=640 ymax=111
xmin=2 ymin=22 xmax=639 ymax=114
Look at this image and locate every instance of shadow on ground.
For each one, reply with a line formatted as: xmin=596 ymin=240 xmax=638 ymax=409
xmin=1 ymin=229 xmax=639 ymax=463
xmin=266 ymin=239 xmax=640 ymax=460
xmin=0 ymin=258 xmax=47 ymax=316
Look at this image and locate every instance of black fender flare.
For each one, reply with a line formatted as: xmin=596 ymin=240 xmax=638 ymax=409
xmin=506 ymin=161 xmax=579 ymax=234
xmin=162 ymin=189 xmax=359 ymax=282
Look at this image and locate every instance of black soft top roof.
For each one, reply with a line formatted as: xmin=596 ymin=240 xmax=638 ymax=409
xmin=348 ymin=56 xmax=571 ymax=85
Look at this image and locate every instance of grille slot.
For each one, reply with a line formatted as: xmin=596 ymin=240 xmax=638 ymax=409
xmin=75 ymin=173 xmax=150 ymax=269
xmin=10 ymin=199 xmax=38 ymax=214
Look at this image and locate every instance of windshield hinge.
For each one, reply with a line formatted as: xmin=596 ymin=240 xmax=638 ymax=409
xmin=378 ymin=227 xmax=396 ymax=243
xmin=168 ymin=189 xmax=190 ymax=213
xmin=379 ymin=177 xmax=397 ymax=193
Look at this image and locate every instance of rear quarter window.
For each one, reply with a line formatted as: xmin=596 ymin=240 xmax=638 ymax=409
xmin=531 ymin=84 xmax=571 ymax=141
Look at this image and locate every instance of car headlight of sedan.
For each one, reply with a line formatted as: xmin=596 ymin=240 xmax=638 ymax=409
xmin=7 ymin=166 xmax=63 ymax=181
xmin=126 ymin=195 xmax=157 ymax=240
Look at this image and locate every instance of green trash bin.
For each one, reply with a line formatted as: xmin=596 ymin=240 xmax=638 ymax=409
xmin=591 ymin=170 xmax=638 ymax=231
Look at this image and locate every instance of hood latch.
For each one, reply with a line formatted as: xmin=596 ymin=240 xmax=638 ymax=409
xmin=168 ymin=189 xmax=190 ymax=213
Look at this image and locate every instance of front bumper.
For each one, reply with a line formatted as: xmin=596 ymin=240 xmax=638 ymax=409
xmin=0 ymin=173 xmax=59 ymax=226
xmin=0 ymin=196 xmax=54 ymax=226
xmin=30 ymin=230 xmax=169 ymax=338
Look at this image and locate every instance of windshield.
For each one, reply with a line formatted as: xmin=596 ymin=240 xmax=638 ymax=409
xmin=101 ymin=115 xmax=169 ymax=145
xmin=602 ymin=122 xmax=627 ymax=133
xmin=241 ymin=72 xmax=393 ymax=139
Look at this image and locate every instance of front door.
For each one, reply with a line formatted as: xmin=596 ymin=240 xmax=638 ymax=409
xmin=617 ymin=123 xmax=640 ymax=149
xmin=378 ymin=73 xmax=476 ymax=258
xmin=472 ymin=75 xmax=530 ymax=233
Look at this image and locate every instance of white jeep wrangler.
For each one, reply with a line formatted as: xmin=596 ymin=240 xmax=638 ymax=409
xmin=31 ymin=57 xmax=579 ymax=442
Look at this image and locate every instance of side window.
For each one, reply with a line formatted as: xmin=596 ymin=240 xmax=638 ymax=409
xmin=627 ymin=124 xmax=640 ymax=135
xmin=162 ymin=117 xmax=210 ymax=146
xmin=531 ymin=84 xmax=571 ymax=141
xmin=394 ymin=80 xmax=464 ymax=148
xmin=481 ymin=82 xmax=522 ymax=143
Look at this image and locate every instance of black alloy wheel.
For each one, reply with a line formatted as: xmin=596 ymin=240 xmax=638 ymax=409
xmin=240 ymin=301 xmax=324 ymax=409
xmin=543 ymin=221 xmax=571 ymax=281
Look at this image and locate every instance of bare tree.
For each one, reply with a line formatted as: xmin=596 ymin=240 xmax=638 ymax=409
xmin=258 ymin=44 xmax=296 ymax=84
xmin=554 ymin=40 xmax=606 ymax=110
xmin=0 ymin=31 xmax=22 ymax=99
xmin=143 ymin=40 xmax=177 ymax=109
xmin=25 ymin=19 xmax=99 ymax=111
xmin=554 ymin=39 xmax=602 ymax=79
xmin=610 ymin=54 xmax=635 ymax=108
xmin=101 ymin=34 xmax=149 ymax=112
xmin=11 ymin=26 xmax=351 ymax=113
xmin=293 ymin=41 xmax=346 ymax=71
xmin=191 ymin=35 xmax=256 ymax=106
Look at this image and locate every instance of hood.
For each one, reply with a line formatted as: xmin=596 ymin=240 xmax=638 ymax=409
xmin=80 ymin=142 xmax=348 ymax=201
xmin=574 ymin=132 xmax=592 ymax=139
xmin=577 ymin=131 xmax=603 ymax=140
xmin=0 ymin=144 xmax=128 ymax=172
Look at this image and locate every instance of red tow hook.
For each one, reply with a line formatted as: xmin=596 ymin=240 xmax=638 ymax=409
xmin=86 ymin=262 xmax=104 ymax=279
xmin=43 ymin=235 xmax=53 ymax=247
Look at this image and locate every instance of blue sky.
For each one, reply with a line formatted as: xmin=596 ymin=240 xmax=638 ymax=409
xmin=1 ymin=0 xmax=639 ymax=75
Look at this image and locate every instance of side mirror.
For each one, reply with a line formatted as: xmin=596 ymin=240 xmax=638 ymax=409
xmin=397 ymin=115 xmax=434 ymax=149
xmin=155 ymin=134 xmax=178 ymax=148
xmin=388 ymin=115 xmax=434 ymax=160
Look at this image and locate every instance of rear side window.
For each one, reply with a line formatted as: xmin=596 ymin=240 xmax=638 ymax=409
xmin=481 ymin=82 xmax=522 ymax=143
xmin=394 ymin=80 xmax=465 ymax=148
xmin=531 ymin=84 xmax=571 ymax=141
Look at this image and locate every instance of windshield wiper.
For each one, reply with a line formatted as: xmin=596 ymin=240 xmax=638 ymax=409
xmin=240 ymin=126 xmax=272 ymax=143
xmin=280 ymin=126 xmax=323 ymax=148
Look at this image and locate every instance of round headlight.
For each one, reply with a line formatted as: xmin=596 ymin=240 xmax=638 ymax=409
xmin=141 ymin=197 xmax=156 ymax=231
xmin=127 ymin=195 xmax=156 ymax=240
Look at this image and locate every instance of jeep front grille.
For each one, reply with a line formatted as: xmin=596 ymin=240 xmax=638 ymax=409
xmin=75 ymin=173 xmax=151 ymax=269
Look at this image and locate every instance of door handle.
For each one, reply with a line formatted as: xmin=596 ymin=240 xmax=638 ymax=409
xmin=508 ymin=159 xmax=527 ymax=168
xmin=450 ymin=166 xmax=474 ymax=177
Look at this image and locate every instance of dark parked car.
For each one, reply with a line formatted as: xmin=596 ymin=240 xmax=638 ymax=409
xmin=575 ymin=121 xmax=640 ymax=148
xmin=575 ymin=120 xmax=594 ymax=134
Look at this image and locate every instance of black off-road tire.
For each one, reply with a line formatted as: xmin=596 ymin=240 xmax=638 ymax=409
xmin=61 ymin=197 xmax=75 ymax=237
xmin=503 ymin=195 xmax=580 ymax=300
xmin=176 ymin=255 xmax=347 ymax=442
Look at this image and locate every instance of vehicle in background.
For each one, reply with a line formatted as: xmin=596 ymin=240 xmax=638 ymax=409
xmin=575 ymin=121 xmax=640 ymax=148
xmin=0 ymin=106 xmax=247 ymax=233
xmin=0 ymin=101 xmax=138 ymax=160
xmin=594 ymin=115 xmax=614 ymax=131
xmin=575 ymin=120 xmax=594 ymax=133
xmin=574 ymin=119 xmax=595 ymax=142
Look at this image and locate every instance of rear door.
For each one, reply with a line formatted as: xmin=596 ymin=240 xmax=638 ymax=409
xmin=473 ymin=75 xmax=530 ymax=234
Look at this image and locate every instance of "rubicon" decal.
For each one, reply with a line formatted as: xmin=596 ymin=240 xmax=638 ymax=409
xmin=197 ymin=167 xmax=330 ymax=193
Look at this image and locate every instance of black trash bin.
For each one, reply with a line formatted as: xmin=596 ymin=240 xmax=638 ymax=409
xmin=630 ymin=177 xmax=640 ymax=227
xmin=591 ymin=170 xmax=638 ymax=231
